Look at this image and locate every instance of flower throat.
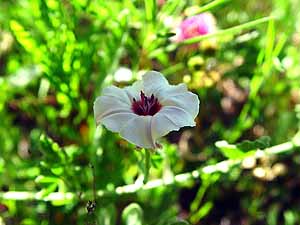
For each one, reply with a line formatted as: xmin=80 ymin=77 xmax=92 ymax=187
xmin=131 ymin=91 xmax=162 ymax=116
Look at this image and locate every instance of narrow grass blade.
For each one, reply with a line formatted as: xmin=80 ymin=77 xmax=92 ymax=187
xmin=185 ymin=0 xmax=231 ymax=16
xmin=181 ymin=16 xmax=274 ymax=45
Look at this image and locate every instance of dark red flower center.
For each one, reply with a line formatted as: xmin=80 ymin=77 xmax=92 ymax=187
xmin=131 ymin=91 xmax=162 ymax=116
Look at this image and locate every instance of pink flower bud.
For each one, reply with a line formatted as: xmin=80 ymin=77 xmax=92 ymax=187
xmin=174 ymin=13 xmax=217 ymax=42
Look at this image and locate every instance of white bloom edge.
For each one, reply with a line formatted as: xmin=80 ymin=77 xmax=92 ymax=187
xmin=94 ymin=71 xmax=200 ymax=149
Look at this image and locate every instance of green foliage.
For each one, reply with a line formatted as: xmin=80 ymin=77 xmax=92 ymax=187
xmin=168 ymin=220 xmax=190 ymax=225
xmin=216 ymin=136 xmax=271 ymax=159
xmin=0 ymin=0 xmax=300 ymax=224
xmin=122 ymin=203 xmax=143 ymax=225
xmin=236 ymin=136 xmax=271 ymax=151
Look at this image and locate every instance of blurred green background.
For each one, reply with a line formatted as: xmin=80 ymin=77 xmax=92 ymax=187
xmin=0 ymin=0 xmax=300 ymax=224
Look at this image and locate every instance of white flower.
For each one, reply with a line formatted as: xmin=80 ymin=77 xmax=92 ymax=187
xmin=94 ymin=71 xmax=200 ymax=149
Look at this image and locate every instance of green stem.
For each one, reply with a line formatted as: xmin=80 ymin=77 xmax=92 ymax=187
xmin=149 ymin=16 xmax=274 ymax=59
xmin=181 ymin=16 xmax=274 ymax=45
xmin=1 ymin=138 xmax=299 ymax=202
xmin=161 ymin=63 xmax=185 ymax=77
xmin=143 ymin=149 xmax=151 ymax=184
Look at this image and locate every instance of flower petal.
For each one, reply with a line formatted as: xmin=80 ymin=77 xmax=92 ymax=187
xmin=124 ymin=80 xmax=143 ymax=101
xmin=142 ymin=71 xmax=169 ymax=96
xmin=101 ymin=86 xmax=132 ymax=105
xmin=160 ymin=91 xmax=200 ymax=119
xmin=155 ymin=83 xmax=188 ymax=100
xmin=151 ymin=106 xmax=196 ymax=141
xmin=120 ymin=116 xmax=156 ymax=149
xmin=101 ymin=112 xmax=137 ymax=132
xmin=94 ymin=94 xmax=132 ymax=126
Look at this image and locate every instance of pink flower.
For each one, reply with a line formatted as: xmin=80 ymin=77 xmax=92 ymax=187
xmin=173 ymin=13 xmax=216 ymax=42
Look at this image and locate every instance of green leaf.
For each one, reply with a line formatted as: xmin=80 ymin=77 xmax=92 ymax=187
xmin=190 ymin=201 xmax=213 ymax=223
xmin=184 ymin=0 xmax=230 ymax=16
xmin=216 ymin=136 xmax=271 ymax=159
xmin=236 ymin=136 xmax=271 ymax=151
xmin=9 ymin=20 xmax=38 ymax=54
xmin=215 ymin=140 xmax=246 ymax=159
xmin=35 ymin=175 xmax=59 ymax=183
xmin=168 ymin=220 xmax=190 ymax=225
xmin=151 ymin=153 xmax=163 ymax=169
xmin=160 ymin=0 xmax=185 ymax=15
xmin=267 ymin=204 xmax=280 ymax=225
xmin=144 ymin=0 xmax=156 ymax=22
xmin=98 ymin=204 xmax=117 ymax=225
xmin=122 ymin=203 xmax=143 ymax=225
xmin=39 ymin=134 xmax=66 ymax=162
xmin=50 ymin=167 xmax=64 ymax=176
xmin=284 ymin=210 xmax=297 ymax=225
xmin=38 ymin=183 xmax=58 ymax=198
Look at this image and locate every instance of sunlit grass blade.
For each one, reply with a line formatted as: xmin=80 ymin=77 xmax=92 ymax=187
xmin=250 ymin=19 xmax=276 ymax=99
xmin=144 ymin=0 xmax=156 ymax=22
xmin=185 ymin=0 xmax=231 ymax=16
xmin=181 ymin=16 xmax=274 ymax=45
xmin=159 ymin=0 xmax=185 ymax=15
xmin=149 ymin=16 xmax=273 ymax=58
xmin=225 ymin=19 xmax=281 ymax=142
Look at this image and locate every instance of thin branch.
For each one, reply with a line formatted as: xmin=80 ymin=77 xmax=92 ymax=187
xmin=1 ymin=139 xmax=299 ymax=202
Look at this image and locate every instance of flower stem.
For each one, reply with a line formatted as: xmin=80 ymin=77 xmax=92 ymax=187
xmin=181 ymin=16 xmax=274 ymax=45
xmin=1 ymin=138 xmax=299 ymax=201
xmin=143 ymin=149 xmax=151 ymax=184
